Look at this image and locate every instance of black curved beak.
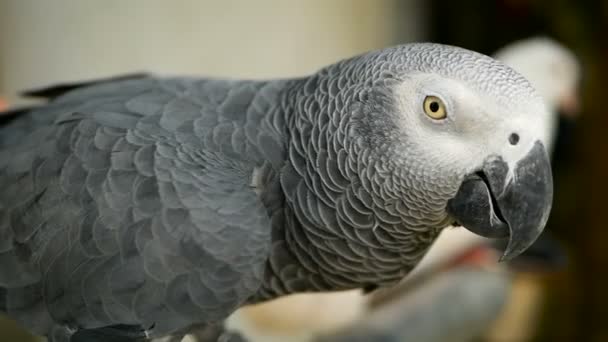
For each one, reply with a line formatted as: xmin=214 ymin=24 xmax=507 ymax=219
xmin=447 ymin=141 xmax=553 ymax=261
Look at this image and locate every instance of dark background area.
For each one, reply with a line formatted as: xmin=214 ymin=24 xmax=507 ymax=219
xmin=426 ymin=1 xmax=607 ymax=340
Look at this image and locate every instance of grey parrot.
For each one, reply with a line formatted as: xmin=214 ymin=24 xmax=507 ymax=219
xmin=0 ymin=43 xmax=553 ymax=342
xmin=223 ymin=37 xmax=582 ymax=342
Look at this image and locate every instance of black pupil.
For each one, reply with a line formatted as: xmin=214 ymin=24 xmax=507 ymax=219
xmin=429 ymin=101 xmax=440 ymax=112
xmin=509 ymin=133 xmax=520 ymax=145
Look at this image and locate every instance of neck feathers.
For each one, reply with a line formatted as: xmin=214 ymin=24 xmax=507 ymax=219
xmin=256 ymin=77 xmax=448 ymax=299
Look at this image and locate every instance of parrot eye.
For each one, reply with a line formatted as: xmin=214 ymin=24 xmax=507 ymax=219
xmin=423 ymin=96 xmax=447 ymax=120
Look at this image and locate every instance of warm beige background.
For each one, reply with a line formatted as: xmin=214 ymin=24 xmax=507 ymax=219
xmin=0 ymin=0 xmax=427 ymax=103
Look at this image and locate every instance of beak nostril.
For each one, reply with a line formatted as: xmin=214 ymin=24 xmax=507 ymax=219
xmin=509 ymin=133 xmax=520 ymax=145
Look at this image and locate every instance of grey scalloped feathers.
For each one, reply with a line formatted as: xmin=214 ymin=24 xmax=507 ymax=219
xmin=0 ymin=43 xmax=553 ymax=342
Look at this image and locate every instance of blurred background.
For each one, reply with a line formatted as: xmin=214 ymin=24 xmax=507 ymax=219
xmin=0 ymin=1 xmax=606 ymax=341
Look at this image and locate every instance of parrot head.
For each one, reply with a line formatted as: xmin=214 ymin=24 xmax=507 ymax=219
xmin=328 ymin=43 xmax=553 ymax=261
